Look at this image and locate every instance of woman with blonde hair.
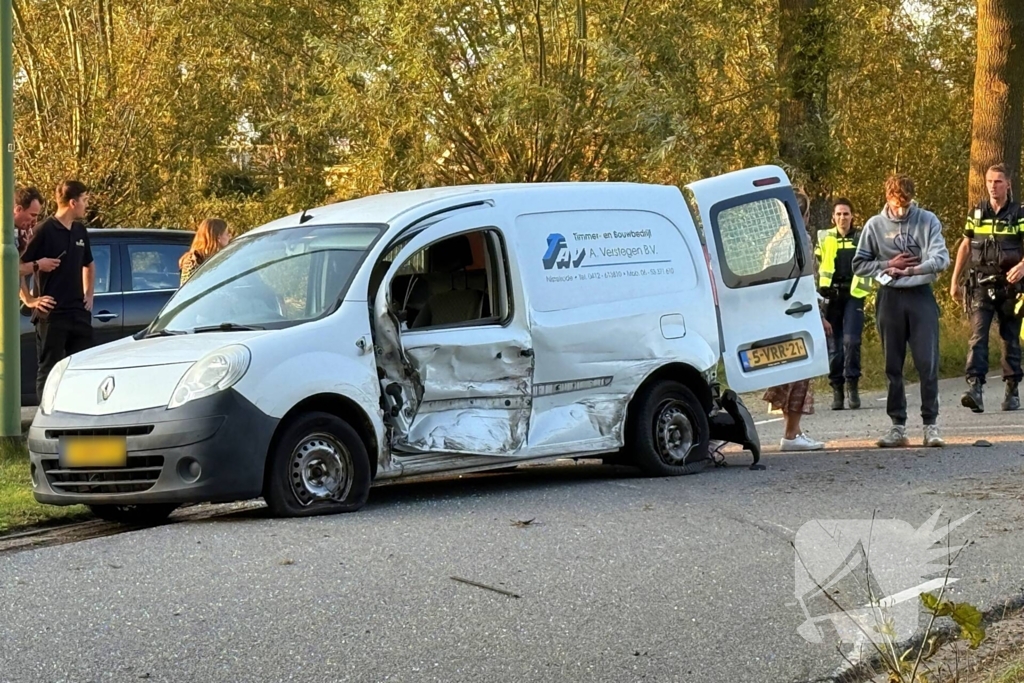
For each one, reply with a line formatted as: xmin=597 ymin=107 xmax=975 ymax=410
xmin=179 ymin=218 xmax=231 ymax=284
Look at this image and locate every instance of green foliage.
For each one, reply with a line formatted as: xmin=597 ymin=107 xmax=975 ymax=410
xmin=920 ymin=592 xmax=987 ymax=650
xmin=9 ymin=0 xmax=979 ymax=239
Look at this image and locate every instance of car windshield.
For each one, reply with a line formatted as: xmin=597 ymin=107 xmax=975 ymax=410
xmin=149 ymin=224 xmax=381 ymax=334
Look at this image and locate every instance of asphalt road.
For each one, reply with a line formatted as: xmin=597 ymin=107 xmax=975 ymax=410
xmin=2 ymin=377 xmax=1024 ymax=683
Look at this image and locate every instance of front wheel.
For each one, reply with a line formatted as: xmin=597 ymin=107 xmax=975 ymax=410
xmin=263 ymin=412 xmax=371 ymax=517
xmin=628 ymin=381 xmax=710 ymax=476
xmin=88 ymin=503 xmax=179 ymax=525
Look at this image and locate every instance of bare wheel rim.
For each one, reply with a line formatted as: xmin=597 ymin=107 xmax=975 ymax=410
xmin=654 ymin=399 xmax=696 ymax=465
xmin=289 ymin=432 xmax=354 ymax=507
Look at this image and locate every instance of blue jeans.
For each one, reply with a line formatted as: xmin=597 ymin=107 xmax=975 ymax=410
xmin=824 ymin=293 xmax=864 ymax=388
xmin=966 ymin=297 xmax=1023 ymax=383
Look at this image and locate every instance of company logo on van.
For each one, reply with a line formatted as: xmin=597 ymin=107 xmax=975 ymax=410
xmin=542 ymin=233 xmax=586 ymax=270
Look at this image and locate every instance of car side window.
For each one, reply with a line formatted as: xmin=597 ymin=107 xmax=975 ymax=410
xmin=92 ymin=245 xmax=112 ymax=294
xmin=711 ymin=196 xmax=803 ymax=288
xmin=127 ymin=243 xmax=188 ymax=291
xmin=389 ymin=229 xmax=509 ymax=330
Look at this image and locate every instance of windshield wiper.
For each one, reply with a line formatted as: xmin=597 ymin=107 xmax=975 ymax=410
xmin=192 ymin=322 xmax=265 ymax=334
xmin=138 ymin=328 xmax=186 ymax=339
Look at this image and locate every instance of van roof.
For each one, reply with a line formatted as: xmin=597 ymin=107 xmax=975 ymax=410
xmin=249 ymin=182 xmax=681 ymax=236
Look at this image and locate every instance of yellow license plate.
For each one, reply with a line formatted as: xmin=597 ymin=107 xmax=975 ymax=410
xmin=741 ymin=338 xmax=808 ymax=370
xmin=59 ymin=437 xmax=127 ymax=468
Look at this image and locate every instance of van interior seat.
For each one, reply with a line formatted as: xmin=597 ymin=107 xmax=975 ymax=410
xmin=411 ymin=235 xmax=486 ymax=328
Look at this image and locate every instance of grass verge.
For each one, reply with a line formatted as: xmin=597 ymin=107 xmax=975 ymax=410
xmin=986 ymin=658 xmax=1024 ymax=683
xmin=0 ymin=440 xmax=90 ymax=534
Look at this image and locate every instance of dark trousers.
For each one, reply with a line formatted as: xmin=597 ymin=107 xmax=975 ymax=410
xmin=965 ymin=297 xmax=1023 ymax=384
xmin=876 ymin=285 xmax=940 ymax=426
xmin=35 ymin=310 xmax=93 ymax=401
xmin=824 ymin=292 xmax=864 ymax=388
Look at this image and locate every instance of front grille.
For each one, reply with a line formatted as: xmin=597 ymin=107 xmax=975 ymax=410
xmin=45 ymin=426 xmax=154 ymax=439
xmin=41 ymin=455 xmax=164 ymax=494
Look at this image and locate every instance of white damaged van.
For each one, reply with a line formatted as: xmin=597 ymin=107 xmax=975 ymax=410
xmin=28 ymin=165 xmax=827 ymax=522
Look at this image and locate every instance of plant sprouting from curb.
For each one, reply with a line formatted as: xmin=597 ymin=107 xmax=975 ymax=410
xmin=790 ymin=509 xmax=986 ymax=682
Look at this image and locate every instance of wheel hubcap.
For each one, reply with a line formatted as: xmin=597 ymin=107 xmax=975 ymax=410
xmin=655 ymin=400 xmax=695 ymax=465
xmin=289 ymin=433 xmax=353 ymax=507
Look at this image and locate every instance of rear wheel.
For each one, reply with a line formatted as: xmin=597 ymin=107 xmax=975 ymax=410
xmin=88 ymin=503 xmax=179 ymax=526
xmin=264 ymin=412 xmax=371 ymax=517
xmin=628 ymin=380 xmax=710 ymax=476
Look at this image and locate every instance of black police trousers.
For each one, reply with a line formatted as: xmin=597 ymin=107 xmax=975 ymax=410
xmin=966 ymin=294 xmax=1023 ymax=384
xmin=824 ymin=292 xmax=864 ymax=388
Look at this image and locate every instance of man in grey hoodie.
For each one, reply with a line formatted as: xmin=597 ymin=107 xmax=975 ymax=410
xmin=853 ymin=174 xmax=950 ymax=448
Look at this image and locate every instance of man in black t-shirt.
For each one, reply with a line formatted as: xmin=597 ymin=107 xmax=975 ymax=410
xmin=20 ymin=180 xmax=96 ymax=401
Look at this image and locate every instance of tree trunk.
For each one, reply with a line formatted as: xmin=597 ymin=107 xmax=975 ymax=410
xmin=777 ymin=0 xmax=833 ymax=233
xmin=968 ymin=0 xmax=1024 ymax=206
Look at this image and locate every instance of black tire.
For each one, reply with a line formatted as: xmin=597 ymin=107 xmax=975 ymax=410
xmin=263 ymin=412 xmax=371 ymax=517
xmin=628 ymin=380 xmax=711 ymax=476
xmin=88 ymin=503 xmax=179 ymax=526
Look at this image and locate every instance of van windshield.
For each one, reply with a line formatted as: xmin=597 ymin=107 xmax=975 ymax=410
xmin=149 ymin=224 xmax=381 ymax=335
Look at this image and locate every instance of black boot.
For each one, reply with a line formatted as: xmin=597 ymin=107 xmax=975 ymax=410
xmin=847 ymin=380 xmax=861 ymax=410
xmin=1002 ymin=381 xmax=1020 ymax=411
xmin=961 ymin=377 xmax=984 ymax=413
xmin=831 ymin=385 xmax=845 ymax=410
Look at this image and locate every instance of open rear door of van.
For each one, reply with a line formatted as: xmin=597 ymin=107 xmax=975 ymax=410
xmin=685 ymin=165 xmax=829 ymax=393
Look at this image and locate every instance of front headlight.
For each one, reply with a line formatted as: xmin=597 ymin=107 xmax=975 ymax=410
xmin=168 ymin=345 xmax=251 ymax=410
xmin=40 ymin=357 xmax=71 ymax=415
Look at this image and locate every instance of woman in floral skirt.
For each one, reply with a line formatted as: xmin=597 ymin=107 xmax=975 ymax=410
xmin=763 ymin=189 xmax=832 ymax=451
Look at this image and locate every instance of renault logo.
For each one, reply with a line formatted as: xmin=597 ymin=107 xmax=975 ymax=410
xmin=99 ymin=376 xmax=115 ymax=402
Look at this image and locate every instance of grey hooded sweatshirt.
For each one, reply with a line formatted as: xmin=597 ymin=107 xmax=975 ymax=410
xmin=852 ymin=202 xmax=949 ymax=288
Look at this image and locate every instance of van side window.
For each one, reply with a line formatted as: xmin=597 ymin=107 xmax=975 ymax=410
xmin=390 ymin=229 xmax=510 ymax=330
xmin=712 ymin=197 xmax=800 ymax=288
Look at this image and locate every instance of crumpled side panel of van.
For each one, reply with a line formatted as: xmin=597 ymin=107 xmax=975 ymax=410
xmin=399 ymin=343 xmax=532 ymax=454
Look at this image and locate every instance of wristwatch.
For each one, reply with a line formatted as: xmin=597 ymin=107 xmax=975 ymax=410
xmin=32 ymin=260 xmax=38 ymax=273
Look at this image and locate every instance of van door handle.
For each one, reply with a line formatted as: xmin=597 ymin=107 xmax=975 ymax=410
xmin=94 ymin=311 xmax=119 ymax=322
xmin=519 ymin=348 xmax=534 ymax=358
xmin=785 ymin=303 xmax=813 ymax=316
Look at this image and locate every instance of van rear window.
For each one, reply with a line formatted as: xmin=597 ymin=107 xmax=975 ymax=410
xmin=710 ymin=195 xmax=806 ymax=289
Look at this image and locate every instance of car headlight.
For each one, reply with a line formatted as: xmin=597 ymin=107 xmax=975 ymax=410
xmin=40 ymin=357 xmax=71 ymax=415
xmin=168 ymin=345 xmax=251 ymax=409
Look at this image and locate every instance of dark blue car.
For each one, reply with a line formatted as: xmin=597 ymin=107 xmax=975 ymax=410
xmin=21 ymin=228 xmax=194 ymax=405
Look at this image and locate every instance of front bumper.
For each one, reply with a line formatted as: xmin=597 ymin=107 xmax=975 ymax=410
xmin=708 ymin=390 xmax=763 ymax=469
xmin=28 ymin=390 xmax=278 ymax=506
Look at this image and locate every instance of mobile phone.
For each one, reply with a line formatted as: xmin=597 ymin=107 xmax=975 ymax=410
xmin=876 ymin=272 xmax=893 ymax=286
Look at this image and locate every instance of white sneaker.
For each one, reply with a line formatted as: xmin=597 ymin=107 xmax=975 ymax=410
xmin=780 ymin=433 xmax=825 ymax=451
xmin=877 ymin=425 xmax=910 ymax=448
xmin=924 ymin=425 xmax=945 ymax=448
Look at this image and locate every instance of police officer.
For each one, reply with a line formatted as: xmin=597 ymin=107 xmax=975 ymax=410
xmin=950 ymin=163 xmax=1024 ymax=412
xmin=816 ymin=198 xmax=873 ymax=410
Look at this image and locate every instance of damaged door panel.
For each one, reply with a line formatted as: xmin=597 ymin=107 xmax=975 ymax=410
xmin=397 ymin=335 xmax=533 ymax=454
xmin=372 ymin=213 xmax=535 ymax=457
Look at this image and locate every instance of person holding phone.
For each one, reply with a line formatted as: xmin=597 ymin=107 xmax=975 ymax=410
xmin=853 ymin=174 xmax=950 ymax=448
xmin=20 ymin=180 xmax=96 ymax=402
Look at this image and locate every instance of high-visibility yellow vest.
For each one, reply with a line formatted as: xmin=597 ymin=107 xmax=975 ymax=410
xmin=815 ymin=228 xmax=872 ymax=299
xmin=965 ymin=203 xmax=1023 ymax=276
